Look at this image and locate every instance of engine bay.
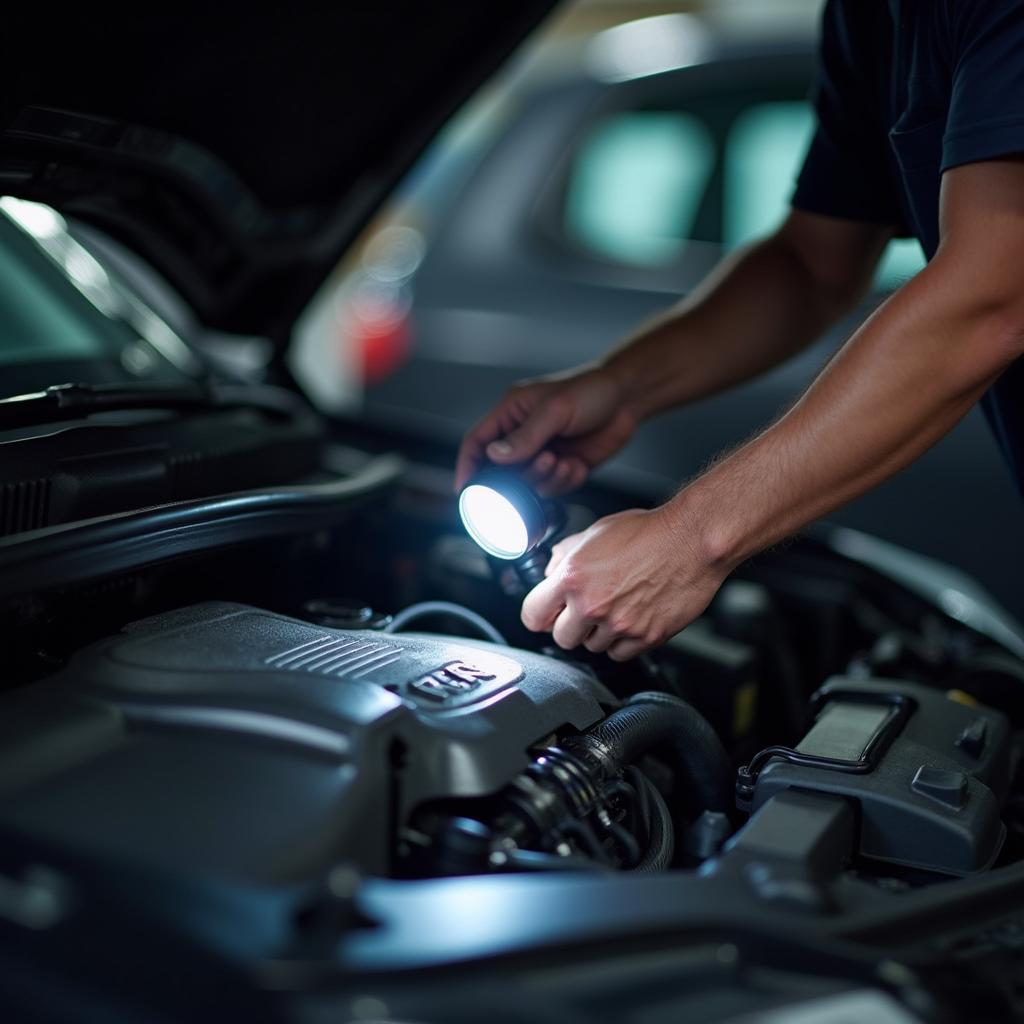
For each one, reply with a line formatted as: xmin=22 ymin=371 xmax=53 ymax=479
xmin=3 ymin=457 xmax=1024 ymax=1020
xmin=5 ymin=594 xmax=1018 ymax=886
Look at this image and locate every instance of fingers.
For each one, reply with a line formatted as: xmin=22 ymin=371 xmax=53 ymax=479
xmin=523 ymin=450 xmax=557 ymax=488
xmin=454 ymin=440 xmax=481 ymax=493
xmin=608 ymin=637 xmax=651 ymax=662
xmin=583 ymin=623 xmax=616 ymax=653
xmin=522 ymin=570 xmax=655 ymax=659
xmin=455 ymin=410 xmax=503 ymax=492
xmin=552 ymin=606 xmax=591 ymax=650
xmin=523 ymin=506 xmax=687 ymax=660
xmin=454 ymin=392 xmax=568 ymax=493
xmin=527 ymin=577 xmax=598 ymax=652
xmin=486 ymin=396 xmax=570 ymax=467
xmin=525 ymin=453 xmax=589 ymax=497
xmin=527 ymin=594 xmax=650 ymax=658
xmin=559 ymin=456 xmax=589 ymax=493
xmin=545 ymin=535 xmax=575 ymax=577
xmin=521 ymin=574 xmax=566 ymax=634
xmin=457 ymin=437 xmax=588 ymax=497
xmin=536 ymin=455 xmax=589 ymax=497
xmin=455 ymin=370 xmax=611 ymax=494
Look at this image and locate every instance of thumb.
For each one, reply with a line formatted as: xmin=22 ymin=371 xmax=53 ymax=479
xmin=486 ymin=399 xmax=569 ymax=464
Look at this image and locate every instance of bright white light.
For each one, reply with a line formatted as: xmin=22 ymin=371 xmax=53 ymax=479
xmin=63 ymin=247 xmax=109 ymax=291
xmin=586 ymin=14 xmax=711 ymax=83
xmin=459 ymin=484 xmax=529 ymax=559
xmin=0 ymin=197 xmax=66 ymax=239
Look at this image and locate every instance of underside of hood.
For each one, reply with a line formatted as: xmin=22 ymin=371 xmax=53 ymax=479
xmin=0 ymin=4 xmax=554 ymax=342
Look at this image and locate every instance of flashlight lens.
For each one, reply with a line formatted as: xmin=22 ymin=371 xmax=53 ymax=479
xmin=459 ymin=484 xmax=530 ymax=559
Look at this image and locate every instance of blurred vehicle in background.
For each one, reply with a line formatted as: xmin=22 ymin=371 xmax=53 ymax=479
xmin=292 ymin=10 xmax=1024 ymax=618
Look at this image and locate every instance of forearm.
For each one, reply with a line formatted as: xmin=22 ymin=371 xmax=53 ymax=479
xmin=517 ymin=160 xmax=1024 ymax=663
xmin=672 ymin=254 xmax=1024 ymax=572
xmin=601 ymin=216 xmax=888 ymax=421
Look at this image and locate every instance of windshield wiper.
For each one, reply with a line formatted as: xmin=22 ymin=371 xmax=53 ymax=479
xmin=0 ymin=381 xmax=304 ymax=430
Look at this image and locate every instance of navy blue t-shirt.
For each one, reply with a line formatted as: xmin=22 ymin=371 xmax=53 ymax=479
xmin=793 ymin=0 xmax=1024 ymax=493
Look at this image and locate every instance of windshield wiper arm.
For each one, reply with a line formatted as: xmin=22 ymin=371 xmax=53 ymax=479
xmin=0 ymin=381 xmax=302 ymax=430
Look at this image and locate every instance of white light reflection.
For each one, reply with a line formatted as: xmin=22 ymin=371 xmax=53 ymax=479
xmin=586 ymin=14 xmax=711 ymax=83
xmin=0 ymin=196 xmax=66 ymax=239
xmin=63 ymin=247 xmax=110 ymax=291
xmin=1 ymin=194 xmax=200 ymax=373
xmin=459 ymin=484 xmax=529 ymax=560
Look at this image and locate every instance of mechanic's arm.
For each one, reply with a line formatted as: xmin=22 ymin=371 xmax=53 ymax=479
xmin=455 ymin=209 xmax=891 ymax=494
xmin=523 ymin=159 xmax=1024 ymax=660
xmin=601 ymin=209 xmax=890 ymax=420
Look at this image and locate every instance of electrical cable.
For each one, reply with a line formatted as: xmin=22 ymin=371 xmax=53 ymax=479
xmin=384 ymin=601 xmax=506 ymax=644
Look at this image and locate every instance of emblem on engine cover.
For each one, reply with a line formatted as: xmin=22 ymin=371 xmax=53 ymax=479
xmin=409 ymin=660 xmax=498 ymax=702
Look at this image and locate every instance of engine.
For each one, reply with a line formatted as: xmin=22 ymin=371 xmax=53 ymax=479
xmin=0 ymin=602 xmax=611 ymax=882
xmin=1 ymin=598 xmax=1014 ymax=890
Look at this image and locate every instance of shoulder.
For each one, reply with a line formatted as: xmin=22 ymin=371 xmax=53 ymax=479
xmin=948 ymin=0 xmax=1024 ymax=53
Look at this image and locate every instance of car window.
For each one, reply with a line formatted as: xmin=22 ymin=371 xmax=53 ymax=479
xmin=723 ymin=100 xmax=926 ymax=290
xmin=0 ymin=199 xmax=195 ymax=386
xmin=0 ymin=206 xmax=134 ymax=366
xmin=723 ymin=100 xmax=814 ymax=247
xmin=559 ymin=96 xmax=926 ymax=291
xmin=0 ymin=228 xmax=112 ymax=364
xmin=874 ymin=236 xmax=926 ymax=290
xmin=563 ymin=111 xmax=715 ymax=266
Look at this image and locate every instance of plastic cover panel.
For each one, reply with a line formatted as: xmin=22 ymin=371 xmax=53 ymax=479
xmin=0 ymin=602 xmax=611 ymax=881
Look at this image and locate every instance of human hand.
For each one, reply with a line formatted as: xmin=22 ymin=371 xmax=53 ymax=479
xmin=454 ymin=366 xmax=635 ymax=496
xmin=520 ymin=504 xmax=727 ymax=661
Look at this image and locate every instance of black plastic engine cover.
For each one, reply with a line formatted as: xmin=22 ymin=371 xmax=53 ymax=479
xmin=0 ymin=602 xmax=612 ymax=881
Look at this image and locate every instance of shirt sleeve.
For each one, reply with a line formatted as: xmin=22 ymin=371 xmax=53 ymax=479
xmin=942 ymin=0 xmax=1024 ymax=172
xmin=792 ymin=0 xmax=905 ymax=228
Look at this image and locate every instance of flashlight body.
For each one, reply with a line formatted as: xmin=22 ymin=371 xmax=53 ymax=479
xmin=514 ymin=545 xmax=551 ymax=590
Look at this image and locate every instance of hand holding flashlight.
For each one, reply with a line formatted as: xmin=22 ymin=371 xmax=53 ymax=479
xmin=457 ymin=366 xmax=723 ymax=659
xmin=454 ymin=367 xmax=636 ymax=498
xmin=520 ymin=504 xmax=727 ymax=662
xmin=458 ymin=466 xmax=727 ymax=661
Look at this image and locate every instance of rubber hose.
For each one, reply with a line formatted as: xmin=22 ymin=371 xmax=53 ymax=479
xmin=634 ymin=772 xmax=674 ymax=872
xmin=582 ymin=691 xmax=732 ymax=815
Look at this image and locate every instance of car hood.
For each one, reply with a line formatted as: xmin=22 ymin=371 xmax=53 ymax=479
xmin=0 ymin=5 xmax=553 ymax=343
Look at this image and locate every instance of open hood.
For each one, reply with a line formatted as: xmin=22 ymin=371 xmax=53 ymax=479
xmin=0 ymin=5 xmax=553 ymax=343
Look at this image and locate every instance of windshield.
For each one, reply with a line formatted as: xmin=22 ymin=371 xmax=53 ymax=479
xmin=0 ymin=198 xmax=196 ymax=394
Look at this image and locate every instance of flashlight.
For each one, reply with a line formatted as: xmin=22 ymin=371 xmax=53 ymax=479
xmin=458 ymin=467 xmax=566 ymax=589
